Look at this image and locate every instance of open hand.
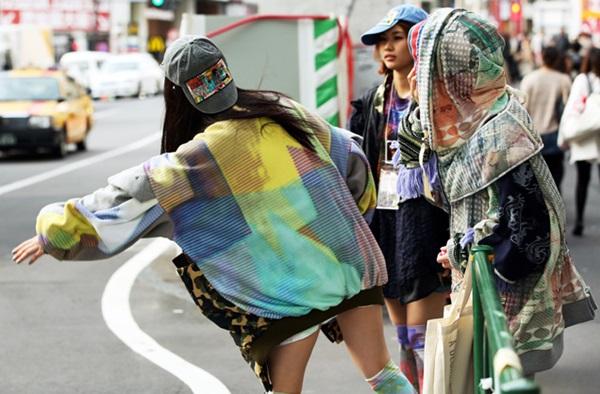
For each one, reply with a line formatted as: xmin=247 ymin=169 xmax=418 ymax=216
xmin=12 ymin=236 xmax=45 ymax=265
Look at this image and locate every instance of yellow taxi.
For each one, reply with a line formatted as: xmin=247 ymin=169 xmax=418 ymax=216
xmin=0 ymin=69 xmax=94 ymax=157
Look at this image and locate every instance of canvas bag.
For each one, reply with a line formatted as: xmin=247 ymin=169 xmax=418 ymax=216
xmin=423 ymin=262 xmax=474 ymax=394
xmin=559 ymin=75 xmax=600 ymax=162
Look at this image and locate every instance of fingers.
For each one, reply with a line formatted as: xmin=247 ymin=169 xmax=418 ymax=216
xmin=12 ymin=244 xmax=35 ymax=264
xmin=12 ymin=237 xmax=44 ymax=265
xmin=436 ymin=246 xmax=452 ymax=270
xmin=27 ymin=249 xmax=44 ymax=265
xmin=408 ymin=67 xmax=418 ymax=102
xmin=11 ymin=242 xmax=30 ymax=263
xmin=436 ymin=255 xmax=450 ymax=268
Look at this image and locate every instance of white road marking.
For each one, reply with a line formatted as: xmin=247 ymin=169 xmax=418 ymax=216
xmin=0 ymin=133 xmax=160 ymax=197
xmin=101 ymin=238 xmax=230 ymax=394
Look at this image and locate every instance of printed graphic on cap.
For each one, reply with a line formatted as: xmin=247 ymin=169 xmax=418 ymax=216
xmin=382 ymin=9 xmax=399 ymax=25
xmin=185 ymin=59 xmax=233 ymax=104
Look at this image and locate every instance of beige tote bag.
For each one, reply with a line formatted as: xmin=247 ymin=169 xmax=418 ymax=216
xmin=423 ymin=262 xmax=474 ymax=394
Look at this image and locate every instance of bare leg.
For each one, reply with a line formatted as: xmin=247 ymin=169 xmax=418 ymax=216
xmin=405 ymin=292 xmax=446 ymax=326
xmin=268 ymin=330 xmax=320 ymax=394
xmin=337 ymin=305 xmax=415 ymax=393
xmin=384 ymin=298 xmax=407 ymax=325
xmin=336 ymin=305 xmax=390 ymax=377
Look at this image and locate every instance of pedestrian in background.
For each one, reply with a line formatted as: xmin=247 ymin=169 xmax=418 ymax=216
xmin=521 ymin=45 xmax=572 ymax=192
xmin=401 ymin=9 xmax=596 ymax=375
xmin=571 ymin=30 xmax=594 ymax=75
xmin=516 ymin=32 xmax=535 ymax=77
xmin=12 ymin=36 xmax=416 ymax=394
xmin=531 ymin=29 xmax=548 ymax=67
xmin=502 ymin=33 xmax=522 ymax=84
xmin=349 ymin=5 xmax=449 ymax=392
xmin=559 ymin=47 xmax=600 ymax=236
xmin=553 ymin=27 xmax=571 ymax=55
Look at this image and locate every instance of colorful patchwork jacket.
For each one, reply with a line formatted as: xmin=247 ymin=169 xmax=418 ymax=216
xmin=405 ymin=8 xmax=596 ymax=374
xmin=35 ymin=102 xmax=387 ymax=319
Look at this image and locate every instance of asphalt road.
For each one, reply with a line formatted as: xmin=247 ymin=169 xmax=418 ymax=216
xmin=0 ymin=97 xmax=598 ymax=393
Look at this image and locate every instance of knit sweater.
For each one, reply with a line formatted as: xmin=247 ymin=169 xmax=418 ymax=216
xmin=36 ymin=103 xmax=387 ymax=319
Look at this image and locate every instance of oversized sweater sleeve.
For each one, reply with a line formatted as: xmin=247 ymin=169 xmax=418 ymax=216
xmin=446 ymin=162 xmax=550 ymax=283
xmin=346 ymin=138 xmax=377 ymax=222
xmin=478 ymin=162 xmax=550 ymax=283
xmin=36 ymin=164 xmax=173 ymax=261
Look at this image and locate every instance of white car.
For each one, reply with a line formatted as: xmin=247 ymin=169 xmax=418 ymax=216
xmin=91 ymin=53 xmax=164 ymax=99
xmin=59 ymin=51 xmax=113 ymax=89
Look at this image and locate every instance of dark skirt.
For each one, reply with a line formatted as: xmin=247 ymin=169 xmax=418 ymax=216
xmin=370 ymin=196 xmax=450 ymax=303
xmin=172 ymin=253 xmax=384 ymax=392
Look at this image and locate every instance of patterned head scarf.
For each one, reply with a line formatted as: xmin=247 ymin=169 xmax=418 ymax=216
xmin=413 ymin=9 xmax=508 ymax=153
xmin=407 ymin=20 xmax=426 ymax=65
xmin=403 ymin=8 xmax=542 ymax=203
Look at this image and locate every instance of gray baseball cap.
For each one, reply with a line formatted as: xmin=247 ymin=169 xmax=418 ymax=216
xmin=161 ymin=35 xmax=238 ymax=114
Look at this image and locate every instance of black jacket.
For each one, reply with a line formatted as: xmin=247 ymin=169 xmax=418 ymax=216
xmin=347 ymin=78 xmax=390 ymax=187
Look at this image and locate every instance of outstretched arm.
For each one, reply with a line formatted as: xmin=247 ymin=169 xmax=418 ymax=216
xmin=12 ymin=164 xmax=173 ymax=263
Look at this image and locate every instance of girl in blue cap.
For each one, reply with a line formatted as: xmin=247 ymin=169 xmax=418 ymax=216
xmin=349 ymin=5 xmax=449 ymax=392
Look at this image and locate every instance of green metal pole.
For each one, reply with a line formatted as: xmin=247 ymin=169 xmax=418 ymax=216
xmin=473 ymin=260 xmax=485 ymax=394
xmin=470 ymin=245 xmax=540 ymax=394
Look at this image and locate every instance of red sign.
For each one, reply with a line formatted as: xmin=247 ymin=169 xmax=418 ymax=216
xmin=0 ymin=0 xmax=111 ymax=32
xmin=510 ymin=0 xmax=523 ymax=34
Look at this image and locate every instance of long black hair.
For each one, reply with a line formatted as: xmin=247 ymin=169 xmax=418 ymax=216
xmin=161 ymin=79 xmax=318 ymax=153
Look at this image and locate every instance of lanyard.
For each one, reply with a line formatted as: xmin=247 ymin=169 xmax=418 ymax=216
xmin=383 ymin=87 xmax=401 ymax=164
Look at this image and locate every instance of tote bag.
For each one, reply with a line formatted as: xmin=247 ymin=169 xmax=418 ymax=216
xmin=422 ymin=262 xmax=474 ymax=394
xmin=559 ymin=75 xmax=600 ymax=162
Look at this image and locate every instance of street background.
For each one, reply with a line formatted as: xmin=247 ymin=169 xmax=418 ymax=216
xmin=1 ymin=0 xmax=600 ymax=392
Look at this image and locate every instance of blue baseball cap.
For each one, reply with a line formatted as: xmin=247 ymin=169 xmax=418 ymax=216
xmin=361 ymin=5 xmax=428 ymax=46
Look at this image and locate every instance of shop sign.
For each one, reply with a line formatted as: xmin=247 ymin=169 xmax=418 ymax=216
xmin=147 ymin=36 xmax=165 ymax=53
xmin=0 ymin=0 xmax=111 ymax=32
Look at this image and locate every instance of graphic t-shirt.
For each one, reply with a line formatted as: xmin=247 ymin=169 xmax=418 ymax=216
xmin=375 ymin=89 xmax=411 ymax=209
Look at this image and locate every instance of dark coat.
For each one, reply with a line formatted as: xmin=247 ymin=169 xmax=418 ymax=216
xmin=347 ymin=78 xmax=390 ymax=187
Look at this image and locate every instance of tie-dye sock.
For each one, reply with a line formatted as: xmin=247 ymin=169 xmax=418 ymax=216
xmin=408 ymin=325 xmax=426 ymax=393
xmin=366 ymin=359 xmax=416 ymax=394
xmin=396 ymin=325 xmax=418 ymax=389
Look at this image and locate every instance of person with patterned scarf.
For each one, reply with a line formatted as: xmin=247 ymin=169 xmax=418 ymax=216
xmin=399 ymin=9 xmax=596 ymax=375
xmin=349 ymin=5 xmax=449 ymax=392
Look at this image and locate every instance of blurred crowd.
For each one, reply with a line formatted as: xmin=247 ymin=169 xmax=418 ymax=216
xmin=506 ymin=29 xmax=600 ymax=237
xmin=502 ymin=29 xmax=596 ymax=84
